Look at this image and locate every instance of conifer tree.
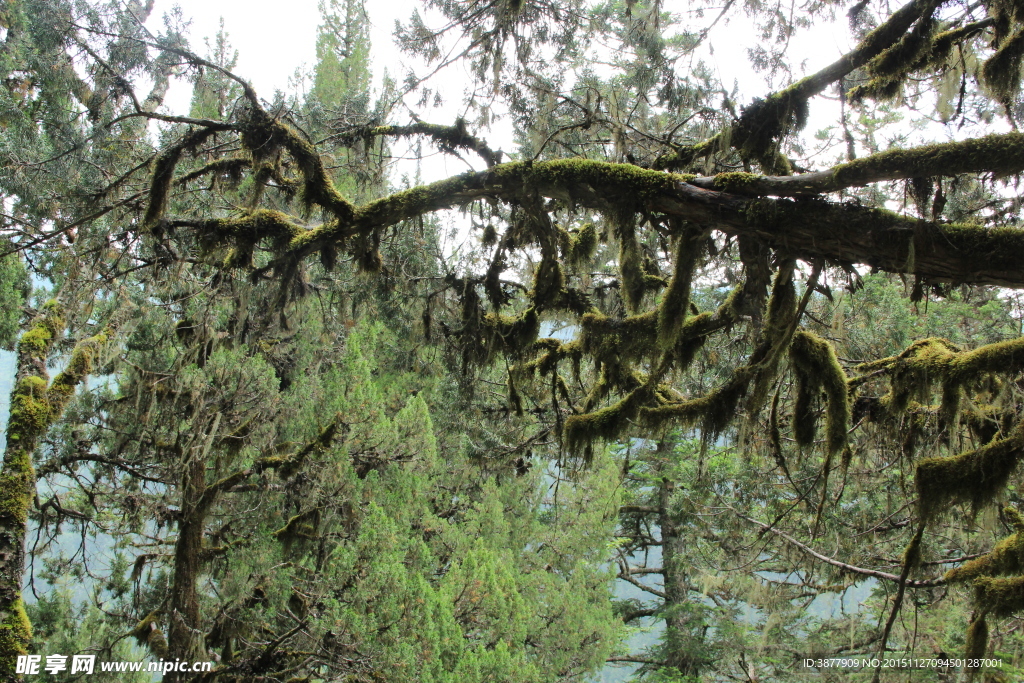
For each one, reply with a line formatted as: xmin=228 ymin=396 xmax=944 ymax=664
xmin=7 ymin=0 xmax=1024 ymax=681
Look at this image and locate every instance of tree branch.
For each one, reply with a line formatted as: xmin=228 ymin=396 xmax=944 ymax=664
xmin=731 ymin=509 xmax=945 ymax=587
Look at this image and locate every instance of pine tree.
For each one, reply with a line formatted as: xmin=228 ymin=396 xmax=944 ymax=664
xmin=7 ymin=0 xmax=1024 ymax=680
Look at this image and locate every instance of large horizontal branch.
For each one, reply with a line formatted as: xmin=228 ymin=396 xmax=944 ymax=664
xmin=247 ymin=159 xmax=1024 ymax=288
xmin=690 ymin=132 xmax=1024 ymax=196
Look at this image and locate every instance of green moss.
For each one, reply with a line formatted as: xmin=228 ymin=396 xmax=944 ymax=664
xmin=7 ymin=375 xmax=51 ymax=448
xmin=870 ymin=13 xmax=937 ymax=77
xmin=789 ymin=331 xmax=851 ymax=455
xmin=47 ymin=332 xmax=107 ymax=412
xmin=489 ymin=159 xmax=690 ymax=203
xmin=508 ymin=374 xmax=524 ymax=416
xmin=209 ymin=209 xmax=305 ymax=246
xmin=238 ymin=110 xmax=354 ymax=221
xmin=712 ymin=172 xmax=763 ymax=193
xmin=651 ymin=136 xmax=720 ymax=172
xmin=657 ymin=228 xmax=704 ymax=348
xmin=746 ymin=266 xmax=797 ymax=414
xmin=131 ymin=611 xmax=169 ymax=659
xmin=860 ymin=336 xmax=1024 ymax=430
xmin=964 ymin=613 xmax=989 ymax=666
xmin=641 ymin=368 xmax=754 ymax=439
xmin=848 ymin=13 xmax=938 ymax=102
xmin=946 ymin=507 xmax=1024 ymax=583
xmin=615 ymin=211 xmax=645 ymax=313
xmin=568 ymin=223 xmax=598 ymax=267
xmin=482 ymin=224 xmax=499 ymax=248
xmin=563 ymin=386 xmax=650 ymax=455
xmin=732 ymin=88 xmax=806 ymax=173
xmin=0 ymin=468 xmax=32 ymax=528
xmin=144 ymin=128 xmax=219 ymax=229
xmin=17 ymin=326 xmax=50 ymax=354
xmin=984 ymin=26 xmax=1024 ymax=103
xmin=484 ymin=308 xmax=540 ymax=358
xmin=832 ymin=133 xmax=1024 ymax=187
xmin=144 ymin=146 xmax=183 ymax=228
xmin=975 ymin=575 xmax=1024 ymax=618
xmin=581 ymin=310 xmax=658 ymax=366
xmin=177 ymin=156 xmax=250 ymax=185
xmin=916 ymin=424 xmax=1024 ymax=520
xmin=274 ymin=509 xmax=321 ymax=549
xmin=0 ymin=599 xmax=32 ymax=670
xmin=532 ymin=256 xmax=564 ymax=308
xmin=17 ymin=304 xmax=62 ymax=360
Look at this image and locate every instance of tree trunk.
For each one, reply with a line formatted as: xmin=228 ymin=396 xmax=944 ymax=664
xmin=165 ymin=429 xmax=215 ymax=682
xmin=0 ymin=304 xmax=107 ymax=680
xmin=657 ymin=442 xmax=705 ymax=678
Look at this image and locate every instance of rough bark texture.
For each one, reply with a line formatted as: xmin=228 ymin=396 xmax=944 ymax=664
xmin=166 ymin=455 xmax=206 ymax=683
xmin=173 ymin=155 xmax=1024 ymax=289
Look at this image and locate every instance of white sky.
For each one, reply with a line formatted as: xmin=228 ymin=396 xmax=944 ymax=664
xmin=151 ymin=0 xmax=851 ymax=146
xmin=152 ymin=0 xmax=412 ymax=110
xmin=147 ymin=0 xmax=986 ymax=190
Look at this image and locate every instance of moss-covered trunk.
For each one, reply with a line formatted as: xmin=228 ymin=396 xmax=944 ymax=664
xmin=0 ymin=306 xmax=60 ymax=680
xmin=0 ymin=303 xmax=107 ymax=680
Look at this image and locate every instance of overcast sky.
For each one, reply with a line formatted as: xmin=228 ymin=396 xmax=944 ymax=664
xmin=146 ymin=0 xmax=876 ymax=180
xmin=151 ymin=0 xmax=853 ymax=114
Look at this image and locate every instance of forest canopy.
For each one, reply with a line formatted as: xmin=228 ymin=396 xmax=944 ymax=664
xmin=5 ymin=0 xmax=1024 ymax=681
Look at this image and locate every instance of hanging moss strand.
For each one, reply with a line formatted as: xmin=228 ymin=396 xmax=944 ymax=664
xmin=916 ymin=422 xmax=1024 ymax=520
xmin=789 ymin=330 xmax=851 ymax=455
xmin=657 ymin=227 xmax=706 ymax=348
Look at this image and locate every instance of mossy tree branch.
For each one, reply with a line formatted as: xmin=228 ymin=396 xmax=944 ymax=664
xmin=162 ymin=158 xmax=1024 ymax=289
xmin=692 ymin=132 xmax=1024 ymax=196
xmin=336 ymin=120 xmax=502 ymax=167
xmin=0 ymin=304 xmax=109 ymax=680
xmin=652 ymin=0 xmax=942 ymax=171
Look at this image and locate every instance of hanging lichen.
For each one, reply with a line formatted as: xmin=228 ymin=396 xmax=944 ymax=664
xmin=569 ymin=222 xmax=598 ymax=267
xmin=915 ymin=422 xmax=1024 ymax=520
xmin=946 ymin=507 xmax=1024 ymax=583
xmin=657 ymin=227 xmax=705 ymax=348
xmin=789 ymin=330 xmax=851 ymax=455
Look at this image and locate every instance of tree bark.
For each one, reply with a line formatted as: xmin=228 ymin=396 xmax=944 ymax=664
xmin=657 ymin=441 xmax=705 ymax=678
xmin=177 ymin=156 xmax=1024 ymax=289
xmin=0 ymin=304 xmax=108 ymax=680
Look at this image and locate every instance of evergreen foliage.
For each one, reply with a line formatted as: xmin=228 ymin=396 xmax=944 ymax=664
xmin=6 ymin=0 xmax=1024 ymax=681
